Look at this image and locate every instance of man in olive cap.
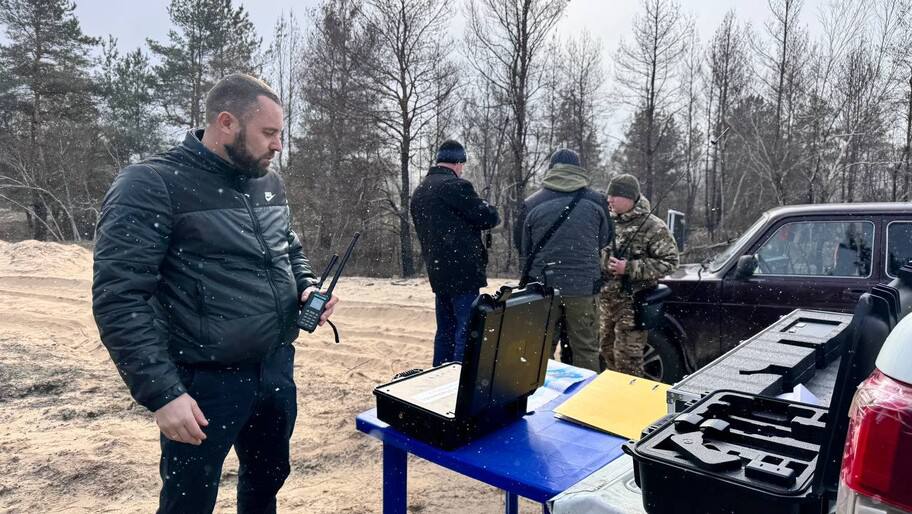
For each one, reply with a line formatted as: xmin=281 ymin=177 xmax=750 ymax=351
xmin=600 ymin=173 xmax=678 ymax=378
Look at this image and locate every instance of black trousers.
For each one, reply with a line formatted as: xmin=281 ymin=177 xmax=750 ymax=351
xmin=158 ymin=344 xmax=297 ymax=514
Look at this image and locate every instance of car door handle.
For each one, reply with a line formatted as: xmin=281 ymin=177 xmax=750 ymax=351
xmin=842 ymin=287 xmax=868 ymax=300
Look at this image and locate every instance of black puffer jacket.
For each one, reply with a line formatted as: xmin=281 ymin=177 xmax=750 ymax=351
xmin=410 ymin=166 xmax=500 ymax=295
xmin=92 ymin=130 xmax=316 ymax=412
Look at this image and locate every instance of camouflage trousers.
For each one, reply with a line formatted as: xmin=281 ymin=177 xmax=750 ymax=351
xmin=599 ymin=291 xmax=647 ymax=378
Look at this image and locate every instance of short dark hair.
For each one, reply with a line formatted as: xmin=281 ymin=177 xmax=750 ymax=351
xmin=205 ymin=73 xmax=281 ymax=124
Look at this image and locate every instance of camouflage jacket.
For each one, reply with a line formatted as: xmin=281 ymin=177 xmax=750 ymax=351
xmin=602 ymin=195 xmax=679 ymax=296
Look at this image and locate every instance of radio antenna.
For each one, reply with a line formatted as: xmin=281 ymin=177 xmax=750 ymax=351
xmin=325 ymin=232 xmax=360 ymax=296
xmin=316 ymin=254 xmax=339 ymax=290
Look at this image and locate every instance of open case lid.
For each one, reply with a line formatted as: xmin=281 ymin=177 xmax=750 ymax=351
xmin=455 ymin=282 xmax=561 ymax=419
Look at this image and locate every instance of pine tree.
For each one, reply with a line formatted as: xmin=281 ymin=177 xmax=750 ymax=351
xmin=148 ymin=0 xmax=261 ymax=129
xmin=99 ymin=38 xmax=164 ymax=168
xmin=612 ymin=107 xmax=683 ymax=219
xmin=614 ymin=0 xmax=689 ymax=200
xmin=552 ymin=33 xmax=605 ymax=172
xmin=290 ymin=0 xmax=383 ymax=261
xmin=0 ymin=0 xmax=99 ymax=240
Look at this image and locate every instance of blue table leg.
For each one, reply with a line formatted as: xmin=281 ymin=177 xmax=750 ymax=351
xmin=542 ymin=501 xmax=551 ymax=514
xmin=383 ymin=443 xmax=407 ymax=514
xmin=505 ymin=491 xmax=518 ymax=514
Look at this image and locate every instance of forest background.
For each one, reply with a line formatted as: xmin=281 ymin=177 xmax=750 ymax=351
xmin=1 ymin=0 xmax=910 ymax=277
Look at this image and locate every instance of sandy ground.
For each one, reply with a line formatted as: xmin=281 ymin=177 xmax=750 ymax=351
xmin=0 ymin=240 xmax=541 ymax=513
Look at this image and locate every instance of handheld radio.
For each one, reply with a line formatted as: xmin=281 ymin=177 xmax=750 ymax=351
xmin=297 ymin=232 xmax=360 ymax=333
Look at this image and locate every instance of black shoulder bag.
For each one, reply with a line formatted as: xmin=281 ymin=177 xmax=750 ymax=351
xmin=633 ymin=284 xmax=671 ymax=330
xmin=519 ymin=189 xmax=585 ymax=288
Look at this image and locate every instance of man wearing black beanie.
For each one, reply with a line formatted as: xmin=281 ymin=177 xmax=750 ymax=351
xmin=410 ymin=140 xmax=501 ymax=365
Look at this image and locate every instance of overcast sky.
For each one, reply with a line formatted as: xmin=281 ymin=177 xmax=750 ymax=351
xmin=67 ymin=0 xmax=825 ymax=142
xmin=73 ymin=0 xmax=822 ymax=58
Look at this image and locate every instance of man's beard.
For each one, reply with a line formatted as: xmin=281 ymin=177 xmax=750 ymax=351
xmin=224 ymin=127 xmax=272 ymax=178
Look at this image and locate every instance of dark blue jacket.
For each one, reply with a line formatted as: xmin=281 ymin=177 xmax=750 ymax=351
xmin=515 ymin=164 xmax=612 ymax=296
xmin=92 ymin=130 xmax=316 ymax=411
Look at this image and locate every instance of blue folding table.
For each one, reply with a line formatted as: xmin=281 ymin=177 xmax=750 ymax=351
xmin=355 ymin=377 xmax=627 ymax=514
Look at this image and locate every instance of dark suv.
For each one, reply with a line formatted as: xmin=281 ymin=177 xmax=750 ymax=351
xmin=647 ymin=202 xmax=912 ymax=383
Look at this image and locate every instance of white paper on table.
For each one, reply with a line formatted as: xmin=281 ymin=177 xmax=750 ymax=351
xmin=527 ymin=386 xmax=563 ymax=411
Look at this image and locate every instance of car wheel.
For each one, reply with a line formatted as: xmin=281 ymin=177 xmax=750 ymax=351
xmin=644 ymin=331 xmax=686 ymax=384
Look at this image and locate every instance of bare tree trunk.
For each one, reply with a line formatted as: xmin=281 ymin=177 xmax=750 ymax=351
xmin=399 ymin=131 xmax=415 ymax=277
xmin=466 ymin=0 xmax=568 ymax=267
xmin=644 ymin=7 xmax=659 ymax=200
xmin=365 ymin=0 xmax=458 ymax=278
xmin=32 ymin=194 xmax=48 ymax=241
xmin=902 ymin=69 xmax=912 ymax=200
xmin=192 ymin=41 xmax=203 ymax=128
xmin=773 ymin=0 xmax=799 ymax=142
xmin=614 ymin=0 xmax=687 ymax=199
xmin=703 ymin=77 xmax=716 ymax=240
xmin=680 ymin=29 xmax=702 ymax=225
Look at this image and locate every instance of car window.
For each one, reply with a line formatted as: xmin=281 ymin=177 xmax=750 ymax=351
xmin=709 ymin=214 xmax=769 ymax=272
xmin=754 ymin=220 xmax=874 ymax=277
xmin=887 ymin=222 xmax=912 ymax=277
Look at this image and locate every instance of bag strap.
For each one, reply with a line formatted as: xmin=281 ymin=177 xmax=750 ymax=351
xmin=520 ymin=189 xmax=586 ymax=287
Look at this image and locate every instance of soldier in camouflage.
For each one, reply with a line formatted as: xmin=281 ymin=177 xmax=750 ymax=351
xmin=600 ymin=174 xmax=679 ymax=377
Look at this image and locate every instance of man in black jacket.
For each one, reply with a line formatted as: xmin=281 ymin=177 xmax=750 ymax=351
xmin=515 ymin=149 xmax=612 ymax=372
xmin=410 ymin=140 xmax=500 ymax=366
xmin=92 ymin=74 xmax=337 ymax=513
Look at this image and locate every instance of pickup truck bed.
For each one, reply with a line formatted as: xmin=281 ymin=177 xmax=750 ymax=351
xmin=551 ymin=309 xmax=852 ymax=514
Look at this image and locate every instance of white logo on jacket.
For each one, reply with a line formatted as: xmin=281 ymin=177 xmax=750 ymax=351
xmin=264 ymin=192 xmax=275 ymax=202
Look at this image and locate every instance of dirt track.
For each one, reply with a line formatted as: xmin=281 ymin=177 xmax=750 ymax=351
xmin=0 ymin=240 xmax=535 ymax=513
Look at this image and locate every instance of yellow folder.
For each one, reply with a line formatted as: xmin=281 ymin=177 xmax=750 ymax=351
xmin=554 ymin=370 xmax=670 ymax=440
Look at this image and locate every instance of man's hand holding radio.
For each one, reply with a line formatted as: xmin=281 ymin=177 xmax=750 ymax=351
xmin=301 ymin=286 xmax=339 ymax=326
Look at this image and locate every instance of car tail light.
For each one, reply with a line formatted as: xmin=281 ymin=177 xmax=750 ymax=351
xmin=837 ymin=369 xmax=912 ymax=513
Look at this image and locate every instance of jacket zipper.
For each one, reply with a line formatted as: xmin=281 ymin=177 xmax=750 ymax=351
xmin=196 ymin=280 xmax=210 ymax=345
xmin=241 ymin=194 xmax=286 ymax=345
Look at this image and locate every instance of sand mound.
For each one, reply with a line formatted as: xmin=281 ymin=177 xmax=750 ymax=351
xmin=0 ymin=241 xmax=524 ymax=513
xmin=0 ymin=239 xmax=93 ymax=279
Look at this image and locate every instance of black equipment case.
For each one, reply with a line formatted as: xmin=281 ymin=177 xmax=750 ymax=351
xmin=625 ymin=390 xmax=830 ymax=514
xmin=626 ymin=265 xmax=912 ymax=513
xmin=373 ymin=282 xmax=561 ymax=450
xmin=667 ymin=309 xmax=854 ymax=413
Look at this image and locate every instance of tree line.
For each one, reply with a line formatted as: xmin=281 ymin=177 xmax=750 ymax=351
xmin=1 ymin=0 xmax=910 ymax=277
